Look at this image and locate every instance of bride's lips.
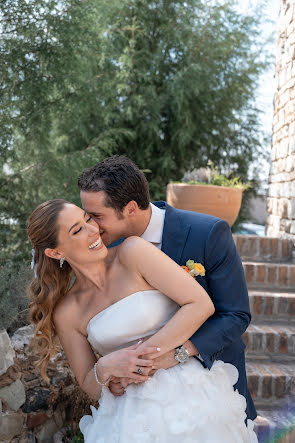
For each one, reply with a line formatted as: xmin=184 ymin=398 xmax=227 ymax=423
xmin=88 ymin=236 xmax=103 ymax=250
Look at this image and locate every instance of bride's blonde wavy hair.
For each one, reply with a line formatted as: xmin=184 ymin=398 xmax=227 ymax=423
xmin=27 ymin=199 xmax=74 ymax=382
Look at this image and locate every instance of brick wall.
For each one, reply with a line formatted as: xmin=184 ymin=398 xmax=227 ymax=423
xmin=266 ymin=1 xmax=295 ymax=238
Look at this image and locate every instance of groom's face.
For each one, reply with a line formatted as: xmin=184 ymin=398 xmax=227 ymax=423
xmin=80 ymin=190 xmax=130 ymax=246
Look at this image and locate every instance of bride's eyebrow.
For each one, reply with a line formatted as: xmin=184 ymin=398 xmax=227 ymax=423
xmin=68 ymin=211 xmax=87 ymax=233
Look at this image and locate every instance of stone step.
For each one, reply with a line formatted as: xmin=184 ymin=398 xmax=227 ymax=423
xmin=249 ymin=290 xmax=295 ymax=323
xmin=243 ymin=261 xmax=295 ymax=289
xmin=243 ymin=324 xmax=295 ymax=361
xmin=246 ymin=361 xmax=294 ymax=407
xmin=254 ymin=405 xmax=295 ymax=443
xmin=234 ymin=235 xmax=293 ymax=263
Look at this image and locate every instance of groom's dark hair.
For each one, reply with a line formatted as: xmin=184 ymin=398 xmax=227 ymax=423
xmin=78 ymin=155 xmax=150 ymax=212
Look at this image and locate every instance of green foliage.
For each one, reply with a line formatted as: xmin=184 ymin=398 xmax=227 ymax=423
xmin=208 ymin=175 xmax=249 ymax=190
xmin=65 ymin=424 xmax=84 ymax=443
xmin=0 ymin=0 xmax=270 ymax=262
xmin=185 ymin=176 xmax=249 ymax=189
xmin=179 ymin=162 xmax=250 ymax=189
xmin=70 ymin=431 xmax=84 ymax=443
xmin=0 ymin=261 xmax=32 ymax=332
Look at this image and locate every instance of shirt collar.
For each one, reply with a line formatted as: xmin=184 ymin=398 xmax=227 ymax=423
xmin=141 ymin=203 xmax=165 ymax=244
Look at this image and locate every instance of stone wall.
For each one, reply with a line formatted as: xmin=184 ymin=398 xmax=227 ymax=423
xmin=0 ymin=326 xmax=93 ymax=442
xmin=266 ymin=0 xmax=295 ymax=238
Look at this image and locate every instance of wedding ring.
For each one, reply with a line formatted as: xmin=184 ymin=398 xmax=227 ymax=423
xmin=137 ymin=367 xmax=143 ymax=375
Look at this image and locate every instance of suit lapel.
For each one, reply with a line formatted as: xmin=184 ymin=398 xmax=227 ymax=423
xmin=153 ymin=201 xmax=190 ymax=265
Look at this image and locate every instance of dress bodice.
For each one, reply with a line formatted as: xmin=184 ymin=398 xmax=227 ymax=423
xmin=86 ymin=290 xmax=179 ymax=355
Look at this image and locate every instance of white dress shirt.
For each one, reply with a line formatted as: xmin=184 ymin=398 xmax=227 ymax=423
xmin=140 ymin=203 xmax=166 ymax=249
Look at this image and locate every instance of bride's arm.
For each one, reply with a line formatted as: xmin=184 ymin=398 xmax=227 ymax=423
xmin=53 ymin=309 xmax=158 ymax=400
xmin=118 ymin=237 xmax=215 ymax=359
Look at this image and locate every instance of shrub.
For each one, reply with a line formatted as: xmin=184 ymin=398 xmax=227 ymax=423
xmin=0 ymin=260 xmax=32 ymax=333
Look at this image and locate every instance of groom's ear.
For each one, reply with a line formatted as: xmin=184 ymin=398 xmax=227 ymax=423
xmin=124 ymin=200 xmax=138 ymax=218
xmin=44 ymin=248 xmax=63 ymax=260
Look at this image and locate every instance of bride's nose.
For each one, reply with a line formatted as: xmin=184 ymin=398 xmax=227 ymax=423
xmin=88 ymin=222 xmax=99 ymax=234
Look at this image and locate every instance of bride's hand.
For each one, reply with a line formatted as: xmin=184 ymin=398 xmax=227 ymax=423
xmin=96 ymin=342 xmax=159 ymax=383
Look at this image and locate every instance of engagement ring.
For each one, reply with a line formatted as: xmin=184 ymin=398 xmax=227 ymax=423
xmin=137 ymin=367 xmax=143 ymax=375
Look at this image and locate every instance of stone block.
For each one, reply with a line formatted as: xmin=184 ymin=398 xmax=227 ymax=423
xmin=0 ymin=411 xmax=24 ymax=440
xmin=289 ymin=122 xmax=295 ymax=136
xmin=278 ymin=157 xmax=287 ymax=173
xmin=291 ymin=199 xmax=295 ymax=218
xmin=18 ymin=431 xmax=36 ymax=443
xmin=285 ymin=154 xmax=294 ymax=171
xmin=272 ymin=215 xmax=282 ymax=232
xmin=280 ymin=89 xmax=291 ymax=107
xmin=22 ymin=388 xmax=50 ymax=413
xmin=267 ymin=199 xmax=274 ymax=215
xmin=285 ymin=98 xmax=295 ymax=116
xmin=271 ymin=146 xmax=277 ymax=161
xmin=290 ymin=220 xmax=295 ymax=234
xmin=278 ymin=108 xmax=285 ymax=125
xmin=53 ymin=405 xmax=65 ymax=429
xmin=27 ymin=411 xmax=48 ymax=429
xmin=11 ymin=325 xmax=34 ymax=352
xmin=268 ymin=183 xmax=280 ymax=198
xmin=278 ymin=69 xmax=286 ymax=90
xmin=285 ymin=6 xmax=294 ymax=26
xmin=0 ymin=379 xmax=26 ymax=411
xmin=279 ymin=198 xmax=291 ymax=217
xmin=0 ymin=330 xmax=16 ymax=376
xmin=34 ymin=417 xmax=59 ymax=443
xmin=289 ymin=136 xmax=295 ymax=153
xmin=281 ymin=181 xmax=292 ymax=199
xmin=277 ymin=140 xmax=289 ymax=159
xmin=287 ymin=21 xmax=295 ymax=38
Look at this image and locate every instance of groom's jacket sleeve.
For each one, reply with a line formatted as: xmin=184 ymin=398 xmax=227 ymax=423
xmin=190 ymin=219 xmax=251 ymax=369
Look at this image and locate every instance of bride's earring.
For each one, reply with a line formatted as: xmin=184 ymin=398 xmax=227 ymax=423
xmin=60 ymin=257 xmax=65 ymax=268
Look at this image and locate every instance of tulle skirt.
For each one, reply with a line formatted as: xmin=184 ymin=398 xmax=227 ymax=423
xmin=80 ymin=358 xmax=258 ymax=443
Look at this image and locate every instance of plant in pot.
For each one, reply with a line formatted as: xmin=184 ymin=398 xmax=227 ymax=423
xmin=166 ymin=163 xmax=249 ymax=226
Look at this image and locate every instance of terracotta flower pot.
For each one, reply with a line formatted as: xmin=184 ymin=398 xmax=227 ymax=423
xmin=166 ymin=183 xmax=243 ymax=226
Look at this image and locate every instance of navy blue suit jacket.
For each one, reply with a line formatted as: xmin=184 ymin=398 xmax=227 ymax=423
xmin=154 ymin=201 xmax=257 ymax=421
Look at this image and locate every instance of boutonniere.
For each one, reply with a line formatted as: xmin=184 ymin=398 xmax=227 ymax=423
xmin=181 ymin=260 xmax=205 ymax=277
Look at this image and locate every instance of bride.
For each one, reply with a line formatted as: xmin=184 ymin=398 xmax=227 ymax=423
xmin=27 ymin=199 xmax=257 ymax=442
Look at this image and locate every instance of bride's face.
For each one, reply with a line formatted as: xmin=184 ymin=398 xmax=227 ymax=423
xmin=53 ymin=203 xmax=108 ymax=266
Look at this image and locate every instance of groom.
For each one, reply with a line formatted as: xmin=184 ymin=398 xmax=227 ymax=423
xmin=78 ymin=155 xmax=257 ymax=421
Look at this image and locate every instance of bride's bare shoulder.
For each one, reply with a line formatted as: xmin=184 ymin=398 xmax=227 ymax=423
xmin=53 ymin=286 xmax=81 ymax=331
xmin=117 ymin=236 xmax=156 ymax=266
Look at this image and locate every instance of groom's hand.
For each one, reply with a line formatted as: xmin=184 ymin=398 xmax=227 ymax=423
xmin=150 ymin=340 xmax=199 ymax=372
xmin=109 ymin=376 xmax=141 ymax=396
xmin=108 ymin=377 xmax=126 ymax=396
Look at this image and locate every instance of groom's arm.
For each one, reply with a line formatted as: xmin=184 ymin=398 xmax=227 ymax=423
xmin=188 ymin=219 xmax=251 ymax=368
xmin=153 ymin=219 xmax=250 ymax=370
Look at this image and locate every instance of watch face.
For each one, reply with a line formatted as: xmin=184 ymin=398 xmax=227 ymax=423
xmin=175 ymin=346 xmax=189 ymax=363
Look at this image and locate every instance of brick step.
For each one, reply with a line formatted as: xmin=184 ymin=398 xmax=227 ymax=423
xmin=249 ymin=290 xmax=295 ymax=323
xmin=246 ymin=361 xmax=294 ymax=407
xmin=243 ymin=261 xmax=295 ymax=289
xmin=243 ymin=324 xmax=295 ymax=361
xmin=254 ymin=405 xmax=295 ymax=443
xmin=234 ymin=235 xmax=293 ymax=263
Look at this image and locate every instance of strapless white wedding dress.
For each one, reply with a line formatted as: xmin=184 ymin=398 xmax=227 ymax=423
xmin=79 ymin=290 xmax=258 ymax=442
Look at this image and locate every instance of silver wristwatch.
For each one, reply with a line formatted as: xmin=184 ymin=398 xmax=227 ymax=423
xmin=174 ymin=345 xmax=190 ymax=364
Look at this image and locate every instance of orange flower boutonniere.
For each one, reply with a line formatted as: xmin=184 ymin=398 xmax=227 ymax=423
xmin=181 ymin=260 xmax=205 ymax=277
